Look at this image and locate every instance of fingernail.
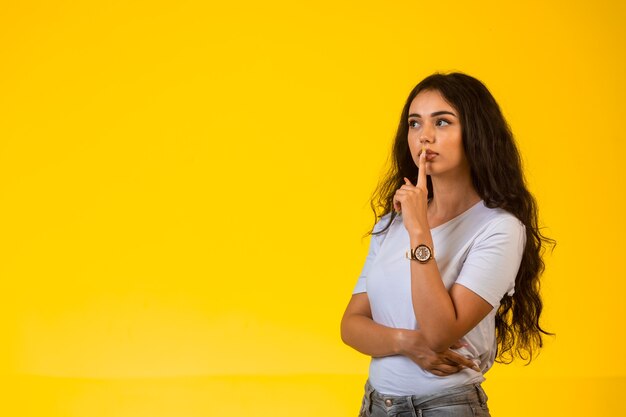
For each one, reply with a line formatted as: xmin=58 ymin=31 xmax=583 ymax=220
xmin=472 ymin=365 xmax=480 ymax=372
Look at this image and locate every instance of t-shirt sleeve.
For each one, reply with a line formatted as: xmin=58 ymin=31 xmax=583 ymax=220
xmin=455 ymin=216 xmax=526 ymax=308
xmin=352 ymin=217 xmax=389 ymax=294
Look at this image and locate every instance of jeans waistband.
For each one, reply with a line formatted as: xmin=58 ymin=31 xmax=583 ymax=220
xmin=364 ymin=380 xmax=488 ymax=411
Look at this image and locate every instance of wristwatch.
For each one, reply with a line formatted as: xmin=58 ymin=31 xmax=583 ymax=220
xmin=408 ymin=244 xmax=434 ymax=263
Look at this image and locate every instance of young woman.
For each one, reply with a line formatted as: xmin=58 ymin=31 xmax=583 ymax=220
xmin=341 ymin=73 xmax=553 ymax=417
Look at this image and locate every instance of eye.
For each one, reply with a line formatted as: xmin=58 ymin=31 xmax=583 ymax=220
xmin=408 ymin=119 xmax=420 ymax=128
xmin=435 ymin=119 xmax=451 ymax=127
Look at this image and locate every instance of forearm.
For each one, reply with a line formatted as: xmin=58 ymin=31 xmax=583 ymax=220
xmin=409 ymin=233 xmax=458 ymax=352
xmin=341 ymin=311 xmax=478 ymax=375
xmin=341 ymin=313 xmax=409 ymax=357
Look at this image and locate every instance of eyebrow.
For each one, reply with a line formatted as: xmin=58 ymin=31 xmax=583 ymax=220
xmin=408 ymin=111 xmax=457 ymax=118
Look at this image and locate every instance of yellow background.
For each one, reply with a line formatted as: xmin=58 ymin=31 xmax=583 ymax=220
xmin=1 ymin=0 xmax=624 ymax=415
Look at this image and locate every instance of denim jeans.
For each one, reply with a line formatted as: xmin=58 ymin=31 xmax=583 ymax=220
xmin=358 ymin=380 xmax=491 ymax=417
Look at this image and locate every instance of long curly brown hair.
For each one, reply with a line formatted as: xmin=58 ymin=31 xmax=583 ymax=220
xmin=370 ymin=72 xmax=554 ymax=363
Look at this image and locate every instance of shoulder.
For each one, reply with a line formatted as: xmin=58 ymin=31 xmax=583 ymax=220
xmin=473 ymin=202 xmax=524 ymax=230
xmin=372 ymin=212 xmax=395 ymax=234
xmin=370 ymin=212 xmax=399 ymax=245
xmin=470 ymin=203 xmax=526 ymax=245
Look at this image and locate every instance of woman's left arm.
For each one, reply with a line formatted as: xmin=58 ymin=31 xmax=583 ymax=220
xmin=393 ymin=152 xmax=499 ymax=353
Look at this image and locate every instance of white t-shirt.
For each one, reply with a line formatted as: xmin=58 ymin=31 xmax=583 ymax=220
xmin=353 ymin=201 xmax=526 ymax=396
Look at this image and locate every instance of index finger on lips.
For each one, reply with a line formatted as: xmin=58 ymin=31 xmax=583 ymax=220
xmin=417 ymin=147 xmax=427 ymax=190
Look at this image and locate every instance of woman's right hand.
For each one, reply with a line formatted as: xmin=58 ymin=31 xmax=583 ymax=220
xmin=396 ymin=329 xmax=480 ymax=376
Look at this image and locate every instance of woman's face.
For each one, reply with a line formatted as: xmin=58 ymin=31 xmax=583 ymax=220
xmin=407 ymin=89 xmax=469 ymax=178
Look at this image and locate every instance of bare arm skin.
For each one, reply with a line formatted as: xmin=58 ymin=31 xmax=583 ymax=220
xmin=393 ymin=151 xmax=494 ymax=353
xmin=341 ymin=292 xmax=480 ymax=376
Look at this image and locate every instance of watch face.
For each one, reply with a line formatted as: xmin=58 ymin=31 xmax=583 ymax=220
xmin=414 ymin=245 xmax=431 ymax=262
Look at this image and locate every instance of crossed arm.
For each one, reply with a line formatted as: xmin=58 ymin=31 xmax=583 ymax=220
xmin=340 ymin=292 xmax=482 ymax=376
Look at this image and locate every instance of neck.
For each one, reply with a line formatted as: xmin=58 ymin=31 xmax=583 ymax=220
xmin=428 ymin=171 xmax=481 ymax=224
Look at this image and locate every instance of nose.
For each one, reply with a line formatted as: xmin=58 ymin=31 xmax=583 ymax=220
xmin=419 ymin=125 xmax=434 ymax=144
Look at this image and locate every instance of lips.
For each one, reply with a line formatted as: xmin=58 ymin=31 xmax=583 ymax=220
xmin=419 ymin=149 xmax=438 ymax=161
